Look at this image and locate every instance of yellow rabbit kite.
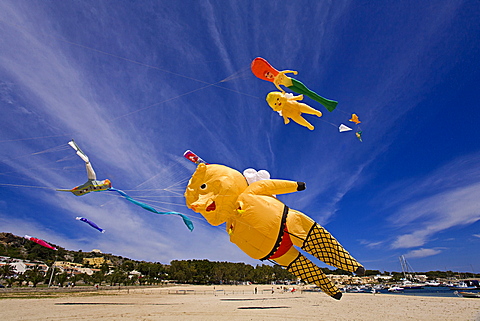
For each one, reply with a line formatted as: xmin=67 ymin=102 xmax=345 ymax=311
xmin=266 ymin=91 xmax=323 ymax=130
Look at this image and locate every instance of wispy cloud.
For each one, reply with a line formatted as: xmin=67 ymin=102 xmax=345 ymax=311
xmin=404 ymin=248 xmax=443 ymax=259
xmin=387 ymin=153 xmax=480 ymax=249
xmin=359 ymin=239 xmax=385 ymax=249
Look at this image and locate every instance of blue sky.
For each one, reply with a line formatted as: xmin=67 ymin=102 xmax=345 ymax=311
xmin=0 ymin=1 xmax=479 ymax=273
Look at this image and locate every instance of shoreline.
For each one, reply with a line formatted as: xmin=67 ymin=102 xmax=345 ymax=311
xmin=1 ymin=285 xmax=479 ymax=320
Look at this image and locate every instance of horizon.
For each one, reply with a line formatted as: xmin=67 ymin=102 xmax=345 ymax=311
xmin=0 ymin=1 xmax=479 ymax=273
xmin=3 ymin=231 xmax=480 ymax=277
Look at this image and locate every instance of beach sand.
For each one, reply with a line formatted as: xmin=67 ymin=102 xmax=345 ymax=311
xmin=1 ymin=285 xmax=479 ymax=320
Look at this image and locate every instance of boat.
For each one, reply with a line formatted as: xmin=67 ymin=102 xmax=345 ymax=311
xmin=458 ymin=291 xmax=480 ymax=298
xmin=388 ymin=286 xmax=404 ymax=292
xmin=341 ymin=285 xmax=371 ymax=293
xmin=398 ymin=256 xmax=424 ymax=289
xmin=449 ymin=281 xmax=479 ymax=290
xmin=401 ymin=281 xmax=424 ymax=289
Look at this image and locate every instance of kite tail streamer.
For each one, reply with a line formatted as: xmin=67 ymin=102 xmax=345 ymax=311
xmin=289 ymin=79 xmax=338 ymax=112
xmin=108 ymin=188 xmax=194 ymax=231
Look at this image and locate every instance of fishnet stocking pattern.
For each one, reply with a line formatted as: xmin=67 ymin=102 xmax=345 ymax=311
xmin=287 ymin=254 xmax=339 ymax=297
xmin=301 ymin=224 xmax=361 ymax=273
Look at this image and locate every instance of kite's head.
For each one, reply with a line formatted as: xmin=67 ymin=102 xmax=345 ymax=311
xmin=264 ymin=71 xmax=275 ymax=80
xmin=266 ymin=92 xmax=287 ymax=111
xmin=251 ymin=57 xmax=279 ymax=82
xmin=185 ymin=163 xmax=248 ymax=226
xmin=104 ymin=179 xmax=112 ymax=189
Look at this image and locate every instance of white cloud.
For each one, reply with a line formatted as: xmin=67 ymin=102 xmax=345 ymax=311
xmin=389 ymin=154 xmax=480 ymax=249
xmin=404 ymin=248 xmax=443 ymax=259
xmin=359 ymin=239 xmax=384 ymax=249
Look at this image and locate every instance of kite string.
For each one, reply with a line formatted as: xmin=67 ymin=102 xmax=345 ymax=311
xmin=1 ymin=19 xmax=213 ymax=87
xmin=0 ymin=183 xmax=56 ymax=190
xmin=2 ymin=144 xmax=71 ymax=161
xmin=219 ymin=67 xmax=251 ymax=82
xmin=109 ymin=67 xmax=260 ymax=122
xmin=0 ymin=134 xmax=73 ymax=144
xmin=0 ymin=143 xmax=79 ymax=177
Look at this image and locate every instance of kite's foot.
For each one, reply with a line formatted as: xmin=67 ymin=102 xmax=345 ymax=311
xmin=355 ymin=266 xmax=365 ymax=276
xmin=332 ymin=292 xmax=342 ymax=300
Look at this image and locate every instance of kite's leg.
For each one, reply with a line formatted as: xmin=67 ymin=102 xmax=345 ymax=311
xmin=275 ymin=248 xmax=342 ymax=299
xmin=286 ymin=211 xmax=364 ymax=275
xmin=297 ymin=102 xmax=322 ymax=117
xmin=301 ymin=223 xmax=364 ymax=275
xmin=85 ymin=162 xmax=97 ymax=180
xmin=289 ymin=79 xmax=338 ymax=112
xmin=289 ymin=115 xmax=315 ymax=130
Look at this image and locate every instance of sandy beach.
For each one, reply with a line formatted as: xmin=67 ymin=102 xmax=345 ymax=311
xmin=1 ymin=285 xmax=479 ymax=321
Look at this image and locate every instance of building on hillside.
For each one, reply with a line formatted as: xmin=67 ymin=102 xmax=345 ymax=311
xmin=9 ymin=261 xmax=49 ymax=274
xmin=77 ymin=267 xmax=100 ymax=275
xmin=327 ymin=274 xmax=392 ymax=285
xmin=327 ymin=274 xmax=364 ymax=285
xmin=1 ymin=256 xmax=49 ymax=274
xmin=83 ymin=257 xmax=112 ymax=268
xmin=53 ymin=261 xmax=84 ymax=274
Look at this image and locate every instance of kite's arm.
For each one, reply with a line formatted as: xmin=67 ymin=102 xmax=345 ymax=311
xmin=282 ymin=115 xmax=290 ymax=124
xmin=273 ymin=70 xmax=297 ymax=93
xmin=281 ymin=70 xmax=298 ymax=76
xmin=289 ymin=94 xmax=304 ymax=101
xmin=248 ymin=179 xmax=305 ymax=196
xmin=273 ymin=80 xmax=285 ymax=93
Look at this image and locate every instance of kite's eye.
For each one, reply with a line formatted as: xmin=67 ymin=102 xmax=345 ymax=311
xmin=200 ymin=184 xmax=207 ymax=190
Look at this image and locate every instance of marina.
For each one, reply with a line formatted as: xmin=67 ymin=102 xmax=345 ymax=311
xmin=341 ymin=285 xmax=480 ymax=298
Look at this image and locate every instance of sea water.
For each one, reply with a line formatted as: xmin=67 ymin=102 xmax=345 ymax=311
xmin=377 ymin=286 xmax=480 ymax=298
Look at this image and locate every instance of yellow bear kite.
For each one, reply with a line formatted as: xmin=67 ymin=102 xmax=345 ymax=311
xmin=185 ymin=163 xmax=364 ymax=300
xmin=266 ymin=91 xmax=323 ymax=130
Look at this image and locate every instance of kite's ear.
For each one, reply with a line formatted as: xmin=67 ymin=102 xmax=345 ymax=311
xmin=197 ymin=162 xmax=207 ymax=173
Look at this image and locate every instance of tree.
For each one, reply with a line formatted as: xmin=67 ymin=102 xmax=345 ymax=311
xmin=92 ymin=271 xmax=106 ymax=285
xmin=73 ymin=250 xmax=85 ymax=264
xmin=80 ymin=272 xmax=92 ymax=285
xmin=170 ymin=260 xmax=195 ymax=283
xmin=252 ymin=264 xmax=274 ymax=284
xmin=272 ymin=264 xmax=294 ymax=282
xmin=16 ymin=273 xmax=26 ymax=287
xmin=100 ymin=262 xmax=110 ymax=275
xmin=121 ymin=261 xmax=135 ymax=273
xmin=0 ymin=263 xmax=15 ymax=279
xmin=55 ymin=272 xmax=69 ymax=287
xmin=4 ymin=275 xmax=15 ymax=287
xmin=25 ymin=265 xmax=45 ymax=287
xmin=0 ymin=263 xmax=16 ymax=288
xmin=108 ymin=268 xmax=127 ymax=286
xmin=69 ymin=273 xmax=81 ymax=286
xmin=365 ymin=270 xmax=381 ymax=276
